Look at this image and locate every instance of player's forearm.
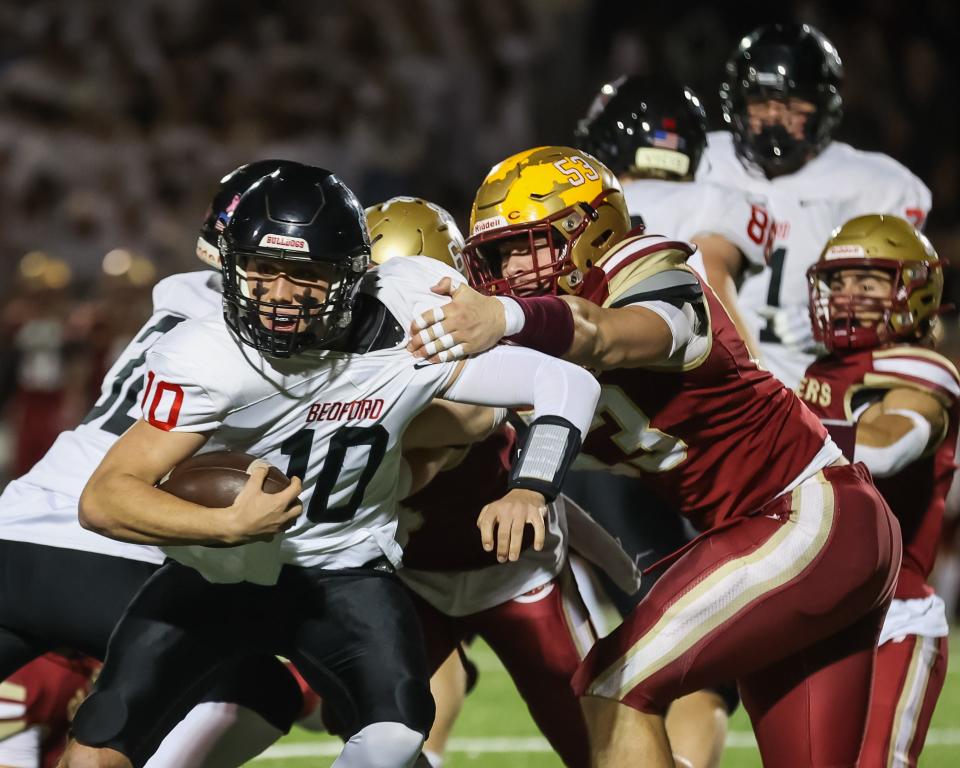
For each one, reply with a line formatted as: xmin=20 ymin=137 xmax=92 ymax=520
xmin=79 ymin=472 xmax=241 ymax=546
xmin=561 ymin=296 xmax=672 ymax=370
xmin=854 ymin=412 xmax=931 ymax=478
xmin=698 ymin=237 xmax=762 ymax=361
xmin=443 ymin=345 xmax=599 ymax=440
xmin=404 ymin=401 xmax=505 ymax=449
xmin=712 ymin=276 xmax=762 ymax=361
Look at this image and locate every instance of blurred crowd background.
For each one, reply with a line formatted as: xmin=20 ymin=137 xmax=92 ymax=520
xmin=0 ymin=0 xmax=958 ymax=598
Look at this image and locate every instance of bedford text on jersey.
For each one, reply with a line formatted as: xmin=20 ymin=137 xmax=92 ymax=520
xmin=306 ymin=399 xmax=385 ymax=422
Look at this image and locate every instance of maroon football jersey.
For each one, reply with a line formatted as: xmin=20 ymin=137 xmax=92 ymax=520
xmin=401 ymin=426 xmax=518 ymax=571
xmin=801 ymin=345 xmax=960 ymax=598
xmin=576 ymin=235 xmax=831 ymax=531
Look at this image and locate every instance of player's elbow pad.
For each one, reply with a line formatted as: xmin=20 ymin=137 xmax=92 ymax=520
xmin=854 ymin=409 xmax=931 ymax=478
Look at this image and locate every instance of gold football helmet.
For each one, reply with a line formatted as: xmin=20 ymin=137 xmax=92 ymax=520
xmin=365 ymin=197 xmax=466 ymax=274
xmin=807 ymin=214 xmax=944 ymax=351
xmin=463 ymin=146 xmax=630 ymax=295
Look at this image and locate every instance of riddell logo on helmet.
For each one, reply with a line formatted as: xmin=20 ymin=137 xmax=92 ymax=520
xmin=825 ymin=245 xmax=866 ymax=260
xmin=259 ymin=234 xmax=310 ymax=252
xmin=472 ymin=216 xmax=509 ymax=236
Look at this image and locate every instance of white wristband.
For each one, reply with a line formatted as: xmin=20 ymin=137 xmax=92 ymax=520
xmin=496 ymin=296 xmax=526 ymax=336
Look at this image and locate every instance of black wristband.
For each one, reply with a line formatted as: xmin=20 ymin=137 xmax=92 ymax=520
xmin=508 ymin=415 xmax=582 ymax=502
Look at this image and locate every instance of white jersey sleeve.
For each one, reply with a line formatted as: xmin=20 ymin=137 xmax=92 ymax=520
xmin=152 ymin=270 xmax=223 ymax=317
xmin=442 ymin=344 xmax=599 ymax=440
xmin=831 ymin=146 xmax=932 ymax=230
xmin=688 ymin=183 xmax=772 ymax=268
xmin=142 ymin=323 xmax=232 ymax=434
xmin=365 ymin=256 xmax=468 ymax=336
xmin=621 ymin=177 xmax=772 ymax=269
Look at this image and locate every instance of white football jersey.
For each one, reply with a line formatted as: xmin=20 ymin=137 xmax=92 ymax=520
xmin=0 ymin=270 xmax=223 ymax=563
xmin=622 ymin=178 xmax=771 ymax=277
xmin=153 ymin=257 xmax=476 ymax=585
xmin=699 ymin=130 xmax=932 ymax=387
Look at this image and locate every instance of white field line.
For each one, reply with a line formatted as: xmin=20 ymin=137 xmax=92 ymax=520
xmin=250 ymin=730 xmax=960 ymax=760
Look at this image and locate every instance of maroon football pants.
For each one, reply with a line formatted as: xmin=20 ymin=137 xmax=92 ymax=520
xmin=573 ymin=462 xmax=901 ymax=767
xmin=859 ymin=633 xmax=948 ymax=767
xmin=411 ymin=566 xmax=594 ymax=768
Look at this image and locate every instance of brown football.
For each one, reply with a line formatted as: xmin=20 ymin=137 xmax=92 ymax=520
xmin=157 ymin=450 xmax=291 ymax=508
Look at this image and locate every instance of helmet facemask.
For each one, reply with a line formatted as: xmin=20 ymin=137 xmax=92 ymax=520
xmin=808 ymin=259 xmax=938 ymax=352
xmin=465 ymin=196 xmax=617 ymax=297
xmin=221 ymin=242 xmax=369 ymax=357
xmin=738 ymin=91 xmax=825 ymax=176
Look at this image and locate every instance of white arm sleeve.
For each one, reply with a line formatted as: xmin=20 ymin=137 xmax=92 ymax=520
xmin=442 ymin=344 xmax=599 ymax=440
xmin=854 ymin=408 xmax=931 ymax=478
xmin=636 ymin=300 xmax=698 ymax=357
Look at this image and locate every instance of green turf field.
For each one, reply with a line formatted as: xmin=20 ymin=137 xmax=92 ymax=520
xmin=250 ymin=631 xmax=960 ymax=767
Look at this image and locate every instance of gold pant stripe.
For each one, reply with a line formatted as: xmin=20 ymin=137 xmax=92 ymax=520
xmin=887 ymin=635 xmax=939 ymax=768
xmin=588 ymin=474 xmax=834 ymax=700
xmin=559 ymin=565 xmax=598 ymax=660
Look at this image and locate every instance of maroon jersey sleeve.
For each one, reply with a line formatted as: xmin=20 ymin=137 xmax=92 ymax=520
xmin=801 ymin=345 xmax=960 ymax=597
xmin=579 ymin=238 xmax=830 ymax=530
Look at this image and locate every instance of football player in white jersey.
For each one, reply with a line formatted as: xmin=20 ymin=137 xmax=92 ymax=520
xmin=576 ymin=75 xmax=771 ymax=362
xmin=61 ymin=165 xmax=600 ymax=768
xmin=0 ymin=160 xmax=315 ymax=768
xmin=699 ymin=22 xmax=932 ymax=388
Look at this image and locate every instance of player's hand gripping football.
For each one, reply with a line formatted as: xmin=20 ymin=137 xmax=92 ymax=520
xmin=477 ymin=488 xmax=547 ymax=563
xmin=408 ymin=278 xmax=506 ymax=364
xmin=227 ymin=464 xmax=303 ymax=544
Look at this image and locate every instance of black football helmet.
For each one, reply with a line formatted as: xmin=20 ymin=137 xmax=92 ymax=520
xmin=720 ymin=23 xmax=843 ymax=176
xmin=220 ymin=163 xmax=371 ymax=357
xmin=574 ymin=76 xmax=707 ymax=180
xmin=197 ymin=159 xmax=300 ymax=269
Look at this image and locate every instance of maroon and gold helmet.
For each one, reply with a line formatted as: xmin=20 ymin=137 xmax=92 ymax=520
xmin=463 ymin=146 xmax=629 ymax=296
xmin=807 ymin=214 xmax=944 ymax=352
